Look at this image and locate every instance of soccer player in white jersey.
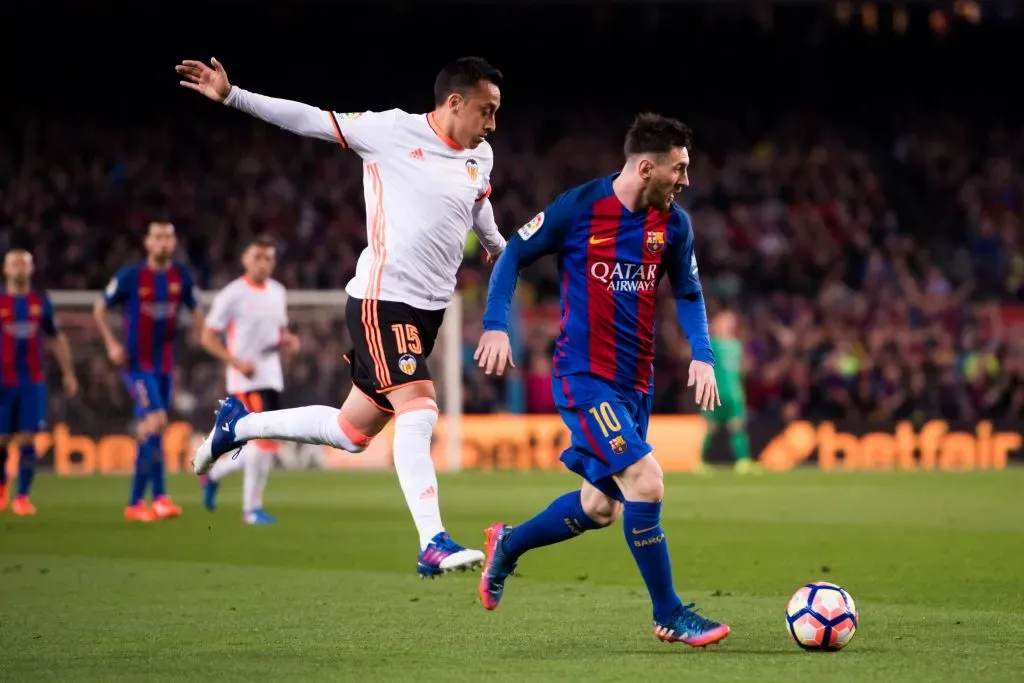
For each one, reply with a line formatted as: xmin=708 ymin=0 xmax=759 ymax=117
xmin=177 ymin=55 xmax=505 ymax=576
xmin=198 ymin=235 xmax=299 ymax=525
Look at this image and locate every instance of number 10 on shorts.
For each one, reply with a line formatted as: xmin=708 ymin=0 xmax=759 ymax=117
xmin=588 ymin=401 xmax=621 ymax=437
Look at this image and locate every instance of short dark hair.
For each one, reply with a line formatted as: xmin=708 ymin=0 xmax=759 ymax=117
xmin=434 ymin=57 xmax=502 ymax=107
xmin=249 ymin=234 xmax=276 ymax=250
xmin=624 ymin=113 xmax=693 ymax=158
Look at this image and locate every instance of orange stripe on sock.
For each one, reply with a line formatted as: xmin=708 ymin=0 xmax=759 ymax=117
xmin=395 ymin=397 xmax=438 ymax=417
xmin=337 ymin=413 xmax=372 ymax=449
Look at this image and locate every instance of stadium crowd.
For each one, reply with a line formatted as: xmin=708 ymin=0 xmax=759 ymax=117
xmin=2 ymin=107 xmax=1022 ymax=426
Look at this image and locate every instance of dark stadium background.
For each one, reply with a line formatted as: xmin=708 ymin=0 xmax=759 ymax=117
xmin=2 ymin=0 xmax=1021 ymax=467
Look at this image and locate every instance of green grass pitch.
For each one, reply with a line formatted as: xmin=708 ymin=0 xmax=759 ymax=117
xmin=2 ymin=468 xmax=1023 ymax=682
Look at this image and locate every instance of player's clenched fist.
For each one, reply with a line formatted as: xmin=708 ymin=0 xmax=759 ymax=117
xmin=688 ymin=360 xmax=721 ymax=412
xmin=176 ymin=57 xmax=232 ymax=102
xmin=474 ymin=330 xmax=515 ymax=376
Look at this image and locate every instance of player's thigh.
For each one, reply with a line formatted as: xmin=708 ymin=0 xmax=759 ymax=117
xmin=0 ymin=386 xmax=17 ymax=439
xmin=19 ymin=384 xmax=48 ymax=435
xmin=554 ymin=374 xmax=652 ymax=476
xmin=343 ymin=296 xmax=396 ymax=414
xmin=123 ymin=372 xmax=161 ymax=417
xmin=346 ymin=297 xmax=441 ymax=413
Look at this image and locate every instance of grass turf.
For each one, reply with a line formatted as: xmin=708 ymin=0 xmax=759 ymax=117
xmin=2 ymin=468 xmax=1022 ymax=682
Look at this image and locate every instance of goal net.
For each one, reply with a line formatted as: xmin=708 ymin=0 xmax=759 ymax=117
xmin=43 ymin=290 xmax=464 ymax=475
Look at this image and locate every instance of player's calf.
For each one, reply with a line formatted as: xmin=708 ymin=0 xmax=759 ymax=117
xmin=615 ymin=455 xmax=731 ymax=645
xmin=10 ymin=438 xmax=38 ymax=515
xmin=387 ymin=384 xmax=484 ymax=576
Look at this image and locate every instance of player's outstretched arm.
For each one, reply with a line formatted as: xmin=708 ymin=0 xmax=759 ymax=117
xmin=477 ymin=205 xmax=568 ymax=376
xmin=667 ymin=213 xmax=719 ymax=411
xmin=177 ymin=58 xmax=339 ymax=144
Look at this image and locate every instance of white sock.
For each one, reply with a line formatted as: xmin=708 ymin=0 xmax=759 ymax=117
xmin=393 ymin=404 xmax=444 ymax=550
xmin=234 ymin=406 xmax=366 ymax=453
xmin=243 ymin=445 xmax=274 ymax=512
xmin=209 ymin=447 xmax=245 ymax=482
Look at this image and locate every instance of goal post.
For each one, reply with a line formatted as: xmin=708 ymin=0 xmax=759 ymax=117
xmin=44 ymin=289 xmax=465 ymax=473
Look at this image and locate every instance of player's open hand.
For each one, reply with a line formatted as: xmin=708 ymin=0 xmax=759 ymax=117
xmin=63 ymin=374 xmax=79 ymax=398
xmin=176 ymin=58 xmax=231 ymax=102
xmin=106 ymin=341 xmax=127 ymax=367
xmin=474 ymin=330 xmax=515 ymax=376
xmin=688 ymin=360 xmax=720 ymax=412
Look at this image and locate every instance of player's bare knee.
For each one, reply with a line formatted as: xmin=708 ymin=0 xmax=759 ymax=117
xmin=618 ymin=455 xmax=664 ymax=503
xmin=580 ymin=485 xmax=622 ymax=527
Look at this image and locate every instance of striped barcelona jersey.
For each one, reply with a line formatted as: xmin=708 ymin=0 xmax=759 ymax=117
xmin=103 ymin=262 xmax=199 ymax=374
xmin=0 ymin=291 xmax=58 ymax=386
xmin=483 ymin=174 xmax=703 ymax=393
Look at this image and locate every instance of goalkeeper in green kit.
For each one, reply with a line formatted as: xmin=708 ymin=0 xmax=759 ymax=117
xmin=698 ymin=310 xmax=761 ymax=474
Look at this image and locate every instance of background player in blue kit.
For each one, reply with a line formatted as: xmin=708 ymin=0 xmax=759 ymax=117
xmin=94 ymin=222 xmax=204 ymax=522
xmin=474 ymin=113 xmax=729 ymax=647
xmin=0 ymin=250 xmax=79 ymax=516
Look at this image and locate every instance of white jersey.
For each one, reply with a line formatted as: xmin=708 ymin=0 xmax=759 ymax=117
xmin=205 ymin=276 xmax=288 ymax=394
xmin=332 ymin=109 xmax=492 ymax=310
xmin=223 ymin=88 xmax=506 ymax=311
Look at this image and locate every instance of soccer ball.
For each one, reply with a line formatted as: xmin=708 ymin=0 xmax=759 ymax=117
xmin=785 ymin=581 xmax=858 ymax=651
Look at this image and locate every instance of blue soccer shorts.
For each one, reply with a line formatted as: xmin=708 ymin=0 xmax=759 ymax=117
xmin=121 ymin=372 xmax=173 ymax=418
xmin=553 ymin=373 xmax=654 ymax=502
xmin=0 ymin=383 xmax=48 ymax=435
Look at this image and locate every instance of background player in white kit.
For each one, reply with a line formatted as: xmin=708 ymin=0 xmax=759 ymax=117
xmin=177 ymin=55 xmax=506 ymax=576
xmin=198 ymin=235 xmax=299 ymax=525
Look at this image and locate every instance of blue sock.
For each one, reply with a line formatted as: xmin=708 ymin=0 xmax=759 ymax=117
xmin=147 ymin=434 xmax=165 ymax=498
xmin=129 ymin=439 xmax=152 ymax=505
xmin=623 ymin=500 xmax=682 ymax=623
xmin=16 ymin=443 xmax=37 ymax=497
xmin=502 ymin=490 xmax=601 ymax=559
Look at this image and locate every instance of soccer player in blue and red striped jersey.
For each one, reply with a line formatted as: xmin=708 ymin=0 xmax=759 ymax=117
xmin=93 ymin=222 xmax=203 ymax=522
xmin=474 ymin=114 xmax=729 ymax=647
xmin=0 ymin=250 xmax=79 ymax=515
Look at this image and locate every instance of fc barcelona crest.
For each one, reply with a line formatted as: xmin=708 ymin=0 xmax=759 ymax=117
xmin=646 ymin=231 xmax=665 ymax=255
xmin=465 ymin=158 xmax=479 ymax=182
xmin=609 ymin=435 xmax=627 ymax=454
xmin=29 ymin=304 xmax=41 ymax=316
xmin=169 ymin=282 xmax=180 ymax=294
